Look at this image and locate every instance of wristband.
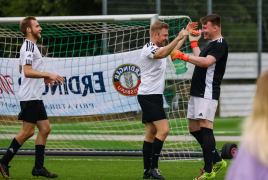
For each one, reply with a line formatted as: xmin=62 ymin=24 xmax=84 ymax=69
xmin=182 ymin=54 xmax=189 ymax=62
xmin=190 ymin=41 xmax=198 ymax=48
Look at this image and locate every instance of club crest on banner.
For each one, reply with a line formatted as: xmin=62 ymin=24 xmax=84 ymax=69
xmin=112 ymin=64 xmax=141 ymax=96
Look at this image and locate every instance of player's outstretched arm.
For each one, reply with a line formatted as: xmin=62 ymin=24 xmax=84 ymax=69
xmin=189 ymin=30 xmax=202 ymax=56
xmin=187 ymin=55 xmax=216 ymax=67
xmin=174 ymin=22 xmax=198 ymax=51
xmin=24 ymin=65 xmax=65 ymax=85
xmin=171 ymin=50 xmax=216 ymax=68
xmin=153 ymin=28 xmax=189 ymax=59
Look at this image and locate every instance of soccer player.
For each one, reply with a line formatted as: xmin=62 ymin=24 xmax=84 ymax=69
xmin=171 ymin=14 xmax=228 ymax=180
xmin=0 ymin=16 xmax=65 ymax=179
xmin=137 ymin=21 xmax=197 ymax=179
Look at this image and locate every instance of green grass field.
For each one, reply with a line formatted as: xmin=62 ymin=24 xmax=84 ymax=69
xmin=0 ymin=116 xmax=243 ymax=150
xmin=8 ymin=156 xmax=231 ymax=180
xmin=0 ymin=116 xmax=242 ymax=179
xmin=0 ymin=117 xmax=244 ymax=136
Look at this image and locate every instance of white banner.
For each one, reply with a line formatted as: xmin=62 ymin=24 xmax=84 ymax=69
xmin=0 ymin=49 xmax=172 ymax=116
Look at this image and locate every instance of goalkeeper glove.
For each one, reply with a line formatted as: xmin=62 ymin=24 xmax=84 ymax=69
xmin=170 ymin=50 xmax=189 ymax=62
xmin=189 ymin=30 xmax=201 ymax=48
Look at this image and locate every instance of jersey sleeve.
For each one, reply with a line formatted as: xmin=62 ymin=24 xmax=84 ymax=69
xmin=143 ymin=44 xmax=161 ymax=59
xmin=21 ymin=50 xmax=33 ymax=66
xmin=208 ymin=43 xmax=226 ymax=62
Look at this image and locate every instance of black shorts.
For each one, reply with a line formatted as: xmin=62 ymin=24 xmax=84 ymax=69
xmin=137 ymin=94 xmax=166 ymax=124
xmin=18 ymin=100 xmax=48 ymax=124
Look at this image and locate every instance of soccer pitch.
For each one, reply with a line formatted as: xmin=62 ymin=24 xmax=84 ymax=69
xmin=0 ymin=117 xmax=241 ymax=180
xmin=0 ymin=117 xmax=243 ymax=136
xmin=0 ymin=116 xmax=243 ymax=149
xmin=9 ymin=156 xmax=231 ymax=180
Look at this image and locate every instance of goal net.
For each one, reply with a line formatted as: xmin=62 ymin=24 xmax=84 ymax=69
xmin=0 ymin=14 xmax=201 ymax=159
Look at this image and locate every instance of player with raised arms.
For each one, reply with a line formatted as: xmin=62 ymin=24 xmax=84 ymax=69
xmin=171 ymin=14 xmax=228 ymax=180
xmin=137 ymin=20 xmax=197 ymax=179
xmin=0 ymin=16 xmax=65 ymax=179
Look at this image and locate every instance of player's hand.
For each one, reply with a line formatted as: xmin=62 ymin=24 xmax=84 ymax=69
xmin=49 ymin=74 xmax=65 ymax=85
xmin=189 ymin=30 xmax=201 ymax=48
xmin=170 ymin=50 xmax=189 ymax=62
xmin=189 ymin=30 xmax=202 ymax=42
xmin=44 ymin=77 xmax=54 ymax=87
xmin=177 ymin=28 xmax=189 ymax=40
xmin=186 ymin=22 xmax=198 ymax=32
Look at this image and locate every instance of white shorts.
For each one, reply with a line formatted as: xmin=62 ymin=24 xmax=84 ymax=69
xmin=187 ymin=96 xmax=218 ymax=122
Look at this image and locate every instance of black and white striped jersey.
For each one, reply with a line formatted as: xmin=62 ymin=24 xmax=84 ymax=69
xmin=18 ymin=39 xmax=44 ymax=101
xmin=190 ymin=37 xmax=228 ymax=100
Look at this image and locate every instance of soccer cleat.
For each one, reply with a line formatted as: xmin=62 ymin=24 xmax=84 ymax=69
xmin=0 ymin=161 xmax=11 ymax=179
xmin=32 ymin=167 xmax=58 ymax=178
xmin=212 ymin=159 xmax=227 ymax=174
xmin=143 ymin=173 xmax=152 ymax=179
xmin=148 ymin=168 xmax=165 ymax=179
xmin=193 ymin=169 xmax=215 ymax=180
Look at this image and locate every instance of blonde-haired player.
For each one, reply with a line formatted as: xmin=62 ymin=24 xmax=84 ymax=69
xmin=137 ymin=21 xmax=196 ymax=179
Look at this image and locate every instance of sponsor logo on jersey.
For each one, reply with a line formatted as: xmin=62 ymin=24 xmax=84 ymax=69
xmin=113 ymin=64 xmax=141 ymax=96
xmin=27 ymin=54 xmax=32 ymax=58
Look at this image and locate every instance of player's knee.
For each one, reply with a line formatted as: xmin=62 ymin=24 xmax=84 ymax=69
xmin=189 ymin=126 xmax=195 ymax=132
xmin=24 ymin=130 xmax=35 ymax=138
xmin=160 ymin=128 xmax=169 ymax=137
xmin=41 ymin=126 xmax=51 ymax=135
xmin=164 ymin=128 xmax=169 ymax=136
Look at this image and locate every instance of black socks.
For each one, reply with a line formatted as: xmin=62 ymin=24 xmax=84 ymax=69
xmin=151 ymin=137 xmax=163 ymax=169
xmin=35 ymin=145 xmax=45 ymax=170
xmin=143 ymin=141 xmax=153 ymax=174
xmin=200 ymin=127 xmax=216 ymax=173
xmin=1 ymin=138 xmax=21 ymax=165
xmin=191 ymin=129 xmax=222 ymax=166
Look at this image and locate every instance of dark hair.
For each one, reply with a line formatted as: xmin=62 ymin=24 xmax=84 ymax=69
xmin=19 ymin=16 xmax=36 ymax=36
xmin=150 ymin=21 xmax=169 ymax=37
xmin=200 ymin=14 xmax=221 ymax=28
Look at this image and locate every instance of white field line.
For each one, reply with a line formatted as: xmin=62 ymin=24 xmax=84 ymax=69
xmin=15 ymin=158 xmax=199 ymax=162
xmin=0 ymin=129 xmax=241 ymax=135
xmin=0 ymin=134 xmax=242 ymax=141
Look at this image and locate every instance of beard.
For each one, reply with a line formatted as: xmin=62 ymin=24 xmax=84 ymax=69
xmin=32 ymin=30 xmax=41 ymax=39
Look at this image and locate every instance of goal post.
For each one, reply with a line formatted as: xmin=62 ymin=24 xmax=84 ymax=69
xmin=0 ymin=14 xmax=202 ymax=159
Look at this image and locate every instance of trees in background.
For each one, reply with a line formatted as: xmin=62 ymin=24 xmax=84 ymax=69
xmin=0 ymin=0 xmax=266 ymax=52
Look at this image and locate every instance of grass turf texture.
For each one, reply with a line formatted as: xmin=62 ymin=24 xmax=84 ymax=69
xmin=0 ymin=117 xmax=243 ymax=136
xmin=7 ymin=156 xmax=231 ymax=180
xmin=0 ymin=116 xmax=243 ymax=149
xmin=0 ymin=140 xmax=238 ymax=150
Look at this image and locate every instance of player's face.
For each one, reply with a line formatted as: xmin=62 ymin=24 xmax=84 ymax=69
xmin=155 ymin=28 xmax=168 ymax=47
xmin=201 ymin=21 xmax=215 ymax=40
xmin=30 ymin=20 xmax=42 ymax=39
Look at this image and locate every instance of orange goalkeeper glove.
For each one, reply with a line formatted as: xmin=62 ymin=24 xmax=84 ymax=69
xmin=189 ymin=30 xmax=201 ymax=48
xmin=170 ymin=50 xmax=189 ymax=62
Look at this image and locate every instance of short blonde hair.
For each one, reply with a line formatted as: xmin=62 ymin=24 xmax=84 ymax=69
xmin=19 ymin=16 xmax=36 ymax=36
xmin=242 ymin=70 xmax=268 ymax=167
xmin=150 ymin=21 xmax=169 ymax=37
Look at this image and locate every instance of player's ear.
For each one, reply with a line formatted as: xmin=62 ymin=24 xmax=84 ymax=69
xmin=213 ymin=25 xmax=218 ymax=31
xmin=27 ymin=27 xmax=31 ymax=33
